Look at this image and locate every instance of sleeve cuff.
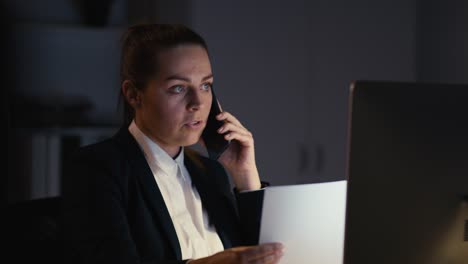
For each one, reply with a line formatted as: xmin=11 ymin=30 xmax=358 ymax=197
xmin=234 ymin=181 xmax=270 ymax=194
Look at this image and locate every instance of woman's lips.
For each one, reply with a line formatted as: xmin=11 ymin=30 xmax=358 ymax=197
xmin=184 ymin=120 xmax=204 ymax=129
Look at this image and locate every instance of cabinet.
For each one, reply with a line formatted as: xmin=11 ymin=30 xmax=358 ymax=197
xmin=9 ymin=24 xmax=123 ymax=203
xmin=9 ymin=126 xmax=118 ymax=203
xmin=7 ymin=1 xmax=126 ymax=204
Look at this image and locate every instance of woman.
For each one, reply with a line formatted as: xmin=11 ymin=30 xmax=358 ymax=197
xmin=63 ymin=24 xmax=283 ymax=264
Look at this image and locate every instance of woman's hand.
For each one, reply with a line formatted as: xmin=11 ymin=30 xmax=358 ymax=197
xmin=188 ymin=243 xmax=284 ymax=264
xmin=215 ymin=111 xmax=261 ymax=191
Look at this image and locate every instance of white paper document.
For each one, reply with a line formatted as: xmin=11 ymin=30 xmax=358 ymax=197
xmin=259 ymin=180 xmax=347 ymax=264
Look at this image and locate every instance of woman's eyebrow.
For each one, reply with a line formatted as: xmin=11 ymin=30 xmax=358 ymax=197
xmin=201 ymin=74 xmax=214 ymax=81
xmin=165 ymin=73 xmax=213 ymax=82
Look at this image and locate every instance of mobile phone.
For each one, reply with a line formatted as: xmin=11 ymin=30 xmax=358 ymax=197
xmin=201 ymin=86 xmax=230 ymax=160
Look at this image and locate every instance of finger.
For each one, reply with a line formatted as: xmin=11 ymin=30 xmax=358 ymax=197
xmin=265 ymin=252 xmax=284 ymax=264
xmin=216 ymin=111 xmax=245 ymax=128
xmin=224 ymin=131 xmax=253 ymax=145
xmin=218 ymin=122 xmax=251 ymax=137
xmin=239 ymin=243 xmax=283 ymax=261
xmin=251 ymin=253 xmax=283 ymax=264
xmin=249 ymin=244 xmax=284 ymax=264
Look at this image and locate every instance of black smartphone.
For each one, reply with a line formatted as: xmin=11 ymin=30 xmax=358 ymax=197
xmin=201 ymin=86 xmax=230 ymax=160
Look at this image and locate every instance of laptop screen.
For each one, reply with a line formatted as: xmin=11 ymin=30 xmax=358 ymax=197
xmin=344 ymin=80 xmax=468 ymax=264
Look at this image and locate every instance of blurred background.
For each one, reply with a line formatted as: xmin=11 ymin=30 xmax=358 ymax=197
xmin=3 ymin=0 xmax=468 ymax=205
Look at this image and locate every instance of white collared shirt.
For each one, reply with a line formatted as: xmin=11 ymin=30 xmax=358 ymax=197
xmin=129 ymin=121 xmax=224 ymax=260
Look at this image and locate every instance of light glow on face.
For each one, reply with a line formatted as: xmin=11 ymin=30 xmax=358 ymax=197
xmin=134 ymin=44 xmax=213 ymax=156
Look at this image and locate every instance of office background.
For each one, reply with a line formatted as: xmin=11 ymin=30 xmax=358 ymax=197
xmin=4 ymin=0 xmax=468 ymax=204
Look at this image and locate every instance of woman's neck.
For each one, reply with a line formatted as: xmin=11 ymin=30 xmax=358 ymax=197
xmin=134 ymin=120 xmax=181 ymax=158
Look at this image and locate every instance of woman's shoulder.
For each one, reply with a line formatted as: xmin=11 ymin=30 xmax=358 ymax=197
xmin=72 ymin=137 xmax=122 ymax=161
xmin=69 ymin=126 xmax=135 ymax=162
xmin=66 ymin=130 xmax=134 ymax=172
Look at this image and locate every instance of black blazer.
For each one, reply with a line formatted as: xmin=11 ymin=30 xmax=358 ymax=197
xmin=62 ymin=127 xmax=263 ymax=264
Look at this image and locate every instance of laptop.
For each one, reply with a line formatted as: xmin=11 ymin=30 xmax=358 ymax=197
xmin=259 ymin=80 xmax=468 ymax=264
xmin=344 ymin=80 xmax=468 ymax=264
xmin=260 ymin=81 xmax=468 ymax=264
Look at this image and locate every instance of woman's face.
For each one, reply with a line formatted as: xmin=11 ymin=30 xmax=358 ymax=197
xmin=134 ymin=44 xmax=213 ymax=155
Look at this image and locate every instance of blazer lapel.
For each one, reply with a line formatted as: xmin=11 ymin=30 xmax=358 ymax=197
xmin=114 ymin=128 xmax=182 ymax=259
xmin=184 ymin=152 xmax=235 ymax=249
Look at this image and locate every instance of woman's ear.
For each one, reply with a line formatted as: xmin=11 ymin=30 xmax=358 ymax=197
xmin=122 ymin=80 xmax=141 ymax=108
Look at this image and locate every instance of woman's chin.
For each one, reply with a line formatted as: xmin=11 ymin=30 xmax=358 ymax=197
xmin=179 ymin=135 xmax=201 ymax=147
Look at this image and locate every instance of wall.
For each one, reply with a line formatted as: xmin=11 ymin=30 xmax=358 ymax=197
xmin=188 ymin=0 xmax=417 ymax=185
xmin=6 ymin=0 xmax=468 ymax=202
xmin=417 ymin=0 xmax=468 ymax=84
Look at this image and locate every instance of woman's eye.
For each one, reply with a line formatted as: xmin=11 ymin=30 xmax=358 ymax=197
xmin=171 ymin=85 xmax=185 ymax=94
xmin=201 ymin=83 xmax=212 ymax=91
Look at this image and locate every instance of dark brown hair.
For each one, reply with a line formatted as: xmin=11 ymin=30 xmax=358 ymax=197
xmin=119 ymin=24 xmax=208 ymax=125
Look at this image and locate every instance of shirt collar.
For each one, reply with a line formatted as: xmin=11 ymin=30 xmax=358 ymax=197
xmin=128 ymin=120 xmax=184 ymax=176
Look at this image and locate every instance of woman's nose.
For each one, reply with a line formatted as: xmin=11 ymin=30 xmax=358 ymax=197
xmin=187 ymin=89 xmax=207 ymax=111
